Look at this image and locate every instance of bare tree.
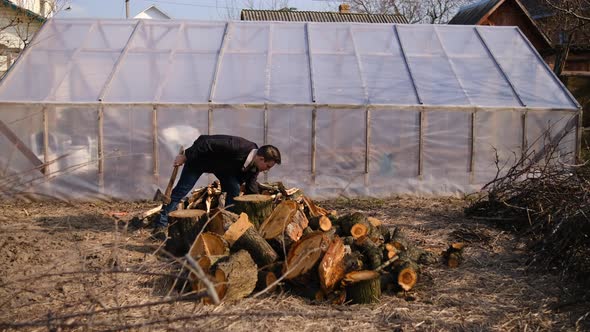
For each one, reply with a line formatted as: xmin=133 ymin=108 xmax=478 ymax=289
xmin=539 ymin=0 xmax=590 ymax=76
xmin=0 ymin=0 xmax=66 ymax=77
xmin=328 ymin=0 xmax=467 ymax=23
xmin=219 ymin=0 xmax=291 ymax=20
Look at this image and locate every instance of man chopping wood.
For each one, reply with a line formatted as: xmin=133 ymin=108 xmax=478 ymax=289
xmin=152 ymin=134 xmax=281 ymax=241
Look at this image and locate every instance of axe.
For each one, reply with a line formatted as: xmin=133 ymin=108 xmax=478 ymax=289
xmin=154 ymin=146 xmax=184 ymax=204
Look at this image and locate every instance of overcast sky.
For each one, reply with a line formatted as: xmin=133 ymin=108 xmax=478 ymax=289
xmin=55 ymin=0 xmax=336 ymax=20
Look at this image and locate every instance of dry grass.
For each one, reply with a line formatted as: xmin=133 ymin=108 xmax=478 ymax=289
xmin=0 ymin=197 xmax=588 ymax=331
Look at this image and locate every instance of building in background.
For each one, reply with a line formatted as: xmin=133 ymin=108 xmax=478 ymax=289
xmin=134 ymin=5 xmax=172 ymax=20
xmin=241 ymin=4 xmax=408 ymax=23
xmin=0 ymin=0 xmax=55 ymax=76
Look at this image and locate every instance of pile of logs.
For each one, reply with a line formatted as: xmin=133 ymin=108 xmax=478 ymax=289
xmin=164 ymin=182 xmax=440 ymax=305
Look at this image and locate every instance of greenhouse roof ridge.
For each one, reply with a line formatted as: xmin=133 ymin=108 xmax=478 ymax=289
xmin=0 ymin=18 xmax=579 ymax=110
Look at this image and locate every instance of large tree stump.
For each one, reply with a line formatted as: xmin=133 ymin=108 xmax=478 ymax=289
xmin=318 ymin=236 xmax=346 ymax=292
xmin=343 ymin=270 xmax=381 ymax=304
xmin=212 ymin=250 xmax=258 ymax=302
xmin=224 ymin=213 xmax=279 ymax=268
xmin=232 ymin=194 xmax=273 ymax=229
xmin=166 ymin=209 xmax=208 ymax=256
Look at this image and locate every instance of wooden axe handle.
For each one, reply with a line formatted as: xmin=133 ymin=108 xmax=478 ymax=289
xmin=164 ymin=146 xmax=185 ymax=200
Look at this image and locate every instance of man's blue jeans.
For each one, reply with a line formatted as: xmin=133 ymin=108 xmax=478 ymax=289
xmin=155 ymin=165 xmax=241 ymax=228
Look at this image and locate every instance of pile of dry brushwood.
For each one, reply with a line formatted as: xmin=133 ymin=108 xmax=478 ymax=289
xmin=466 ymin=141 xmax=590 ymax=286
xmin=159 ymin=182 xmax=446 ymax=305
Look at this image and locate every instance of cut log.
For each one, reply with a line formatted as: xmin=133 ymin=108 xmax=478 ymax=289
xmin=286 ymin=282 xmax=325 ymax=302
xmin=344 ymin=250 xmax=365 ymax=272
xmin=259 ymin=200 xmax=299 ymax=239
xmin=354 ymin=236 xmax=382 ymax=270
xmin=255 ymin=270 xmax=278 ymax=292
xmin=282 ymin=231 xmax=330 ymax=280
xmin=196 ymin=254 xmax=226 ymax=272
xmin=391 ymin=260 xmax=419 ymax=291
xmin=443 ymin=242 xmax=465 ymax=268
xmin=338 ymin=212 xmax=382 ymax=243
xmin=384 ymin=243 xmax=398 ymax=260
xmin=367 ymin=217 xmax=382 ymax=228
xmin=212 ymin=250 xmax=258 ymax=302
xmin=225 ymin=213 xmax=279 ymax=268
xmin=318 ymin=236 xmax=346 ymax=292
xmin=350 ymin=223 xmax=368 ymax=239
xmin=166 ymin=209 xmax=208 ymax=256
xmin=337 ymin=213 xmax=368 ymax=236
xmin=343 ymin=270 xmax=381 ymax=304
xmin=232 ymin=194 xmax=274 ymax=229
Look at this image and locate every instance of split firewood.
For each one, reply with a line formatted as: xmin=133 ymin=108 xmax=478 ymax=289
xmin=257 ymin=182 xmax=302 ymax=201
xmin=259 ymin=201 xmax=308 ymax=254
xmin=211 ymin=250 xmax=258 ymax=302
xmin=318 ymin=236 xmax=346 ymax=292
xmin=282 ymin=231 xmax=330 ymax=280
xmin=224 ymin=213 xmax=279 ymax=268
xmin=443 ymin=242 xmax=465 ymax=268
xmin=189 ymin=232 xmax=230 ymax=260
xmin=259 ymin=200 xmax=299 ymax=239
xmin=308 ymin=215 xmax=332 ymax=232
xmin=166 ymin=209 xmax=209 ymax=256
xmin=302 ymin=195 xmax=327 ymax=218
xmin=127 ymin=204 xmax=162 ymax=228
xmin=343 ymin=270 xmax=381 ymax=304
xmin=187 ymin=232 xmax=230 ymax=287
xmin=187 ymin=187 xmax=208 ymax=209
xmin=232 ymin=194 xmax=274 ymax=229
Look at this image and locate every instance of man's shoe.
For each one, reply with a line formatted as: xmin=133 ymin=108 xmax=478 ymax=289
xmin=150 ymin=226 xmax=168 ymax=242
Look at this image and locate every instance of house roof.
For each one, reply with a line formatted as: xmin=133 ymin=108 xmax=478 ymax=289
xmin=0 ymin=19 xmax=577 ymax=109
xmin=1 ymin=0 xmax=45 ymax=22
xmin=134 ymin=5 xmax=172 ymax=19
xmin=241 ymin=9 xmax=408 ymax=24
xmin=448 ymin=0 xmax=551 ymax=48
xmin=448 ymin=0 xmax=502 ymax=25
xmin=519 ymin=0 xmax=552 ymax=18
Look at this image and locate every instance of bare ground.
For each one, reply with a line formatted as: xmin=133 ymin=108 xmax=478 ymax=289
xmin=0 ymin=197 xmax=588 ymax=331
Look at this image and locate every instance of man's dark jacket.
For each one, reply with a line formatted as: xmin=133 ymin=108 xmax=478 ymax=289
xmin=184 ymin=135 xmax=259 ymax=194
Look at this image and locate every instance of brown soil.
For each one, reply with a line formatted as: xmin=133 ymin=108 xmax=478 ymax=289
xmin=0 ymin=197 xmax=588 ymax=331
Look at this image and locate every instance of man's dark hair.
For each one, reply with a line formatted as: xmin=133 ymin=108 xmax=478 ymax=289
xmin=257 ymin=145 xmax=281 ymax=164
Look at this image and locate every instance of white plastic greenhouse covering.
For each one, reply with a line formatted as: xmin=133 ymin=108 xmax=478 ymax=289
xmin=0 ymin=19 xmax=581 ymax=200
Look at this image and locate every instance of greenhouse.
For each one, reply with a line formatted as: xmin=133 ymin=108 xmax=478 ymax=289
xmin=0 ymin=18 xmax=581 ymax=200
